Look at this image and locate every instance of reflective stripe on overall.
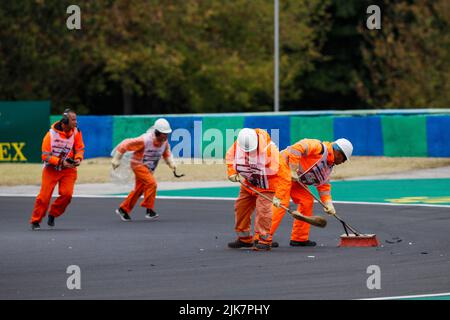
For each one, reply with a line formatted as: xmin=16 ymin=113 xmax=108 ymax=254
xmin=233 ymin=140 xmax=273 ymax=190
xmin=47 ymin=128 xmax=77 ymax=170
xmin=297 ymin=143 xmax=334 ymax=186
xmin=142 ymin=130 xmax=167 ymax=172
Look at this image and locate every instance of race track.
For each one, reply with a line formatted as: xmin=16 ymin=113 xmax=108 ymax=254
xmin=0 ymin=196 xmax=449 ymax=300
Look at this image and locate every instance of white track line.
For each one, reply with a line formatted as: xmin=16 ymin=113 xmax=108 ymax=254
xmin=0 ymin=193 xmax=449 ymax=208
xmin=360 ymin=292 xmax=450 ymax=300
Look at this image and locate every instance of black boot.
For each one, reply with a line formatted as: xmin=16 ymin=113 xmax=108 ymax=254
xmin=145 ymin=209 xmax=159 ymax=219
xmin=31 ymin=222 xmax=40 ymax=231
xmin=253 ymin=242 xmax=271 ymax=251
xmin=290 ymin=240 xmax=317 ymax=247
xmin=115 ymin=207 xmax=131 ymax=221
xmin=254 ymin=240 xmax=279 ymax=248
xmin=47 ymin=215 xmax=55 ymax=227
xmin=228 ymin=239 xmax=253 ymax=249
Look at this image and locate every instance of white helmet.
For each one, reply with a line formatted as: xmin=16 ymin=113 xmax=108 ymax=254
xmin=153 ymin=118 xmax=172 ymax=134
xmin=237 ymin=128 xmax=258 ymax=152
xmin=334 ymin=138 xmax=353 ymax=160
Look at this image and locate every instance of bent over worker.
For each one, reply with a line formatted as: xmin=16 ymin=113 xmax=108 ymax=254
xmin=111 ymin=118 xmax=176 ymax=221
xmin=225 ymin=128 xmax=291 ymax=251
xmin=30 ymin=109 xmax=85 ymax=230
xmin=270 ymin=138 xmax=353 ymax=246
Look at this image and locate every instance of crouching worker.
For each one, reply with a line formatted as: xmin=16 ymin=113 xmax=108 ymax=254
xmin=225 ymin=128 xmax=291 ymax=251
xmin=111 ymin=118 xmax=176 ymax=221
xmin=270 ymin=138 xmax=353 ymax=247
xmin=30 ymin=108 xmax=84 ymax=230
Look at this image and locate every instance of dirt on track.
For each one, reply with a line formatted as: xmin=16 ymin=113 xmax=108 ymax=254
xmin=1 ymin=156 xmax=450 ymax=186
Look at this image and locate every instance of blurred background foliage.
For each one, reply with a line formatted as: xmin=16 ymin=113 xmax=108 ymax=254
xmin=0 ymin=0 xmax=448 ymax=114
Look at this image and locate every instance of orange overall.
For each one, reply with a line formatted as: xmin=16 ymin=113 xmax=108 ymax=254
xmin=30 ymin=122 xmax=84 ymax=224
xmin=270 ymin=139 xmax=334 ymax=242
xmin=226 ymin=129 xmax=291 ymax=246
xmin=117 ymin=130 xmax=171 ymax=214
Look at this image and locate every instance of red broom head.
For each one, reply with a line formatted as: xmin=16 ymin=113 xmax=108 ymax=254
xmin=338 ymin=234 xmax=379 ymax=247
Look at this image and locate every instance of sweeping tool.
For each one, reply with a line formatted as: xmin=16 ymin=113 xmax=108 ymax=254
xmin=296 ymin=181 xmax=379 ymax=247
xmin=173 ymin=168 xmax=185 ymax=178
xmin=238 ymin=180 xmax=327 ymax=228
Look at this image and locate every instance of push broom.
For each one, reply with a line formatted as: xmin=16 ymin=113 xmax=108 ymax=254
xmin=296 ymin=181 xmax=379 ymax=247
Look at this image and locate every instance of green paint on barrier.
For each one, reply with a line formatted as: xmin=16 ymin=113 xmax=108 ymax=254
xmin=156 ymin=179 xmax=450 ymax=206
xmin=113 ymin=116 xmax=157 ymax=147
xmin=290 ymin=116 xmax=334 ymax=144
xmin=50 ymin=115 xmax=60 ymax=125
xmin=381 ymin=115 xmax=427 ymax=157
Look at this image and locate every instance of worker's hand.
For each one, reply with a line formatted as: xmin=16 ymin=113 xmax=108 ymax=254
xmin=111 ymin=151 xmax=124 ymax=170
xmin=228 ymin=173 xmax=241 ymax=183
xmin=272 ymin=196 xmax=282 ymax=208
xmin=73 ymin=159 xmax=81 ymax=167
xmin=111 ymin=159 xmax=120 ymax=170
xmin=323 ymin=201 xmax=336 ymax=215
xmin=289 ymin=165 xmax=300 ymax=182
xmin=166 ymin=157 xmax=176 ymax=171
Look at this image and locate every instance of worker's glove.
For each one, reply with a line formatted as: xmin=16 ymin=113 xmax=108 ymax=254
xmin=272 ymin=196 xmax=282 ymax=208
xmin=111 ymin=151 xmax=124 ymax=170
xmin=323 ymin=201 xmax=336 ymax=215
xmin=289 ymin=165 xmax=300 ymax=182
xmin=228 ymin=173 xmax=241 ymax=183
xmin=166 ymin=156 xmax=176 ymax=171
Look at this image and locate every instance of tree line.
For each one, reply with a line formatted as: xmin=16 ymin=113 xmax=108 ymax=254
xmin=0 ymin=0 xmax=448 ymax=115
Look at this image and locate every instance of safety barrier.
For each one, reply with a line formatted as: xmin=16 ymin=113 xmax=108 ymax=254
xmin=68 ymin=112 xmax=450 ymax=159
xmin=14 ymin=108 xmax=450 ymax=161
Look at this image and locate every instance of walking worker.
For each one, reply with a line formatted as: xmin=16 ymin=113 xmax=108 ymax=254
xmin=111 ymin=118 xmax=176 ymax=221
xmin=29 ymin=108 xmax=85 ymax=230
xmin=225 ymin=128 xmax=291 ymax=251
xmin=270 ymin=138 xmax=353 ymax=246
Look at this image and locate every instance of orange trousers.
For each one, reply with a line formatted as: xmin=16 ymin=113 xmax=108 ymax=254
xmin=270 ymin=182 xmax=315 ymax=242
xmin=120 ymin=164 xmax=157 ymax=214
xmin=234 ymin=186 xmax=274 ymax=245
xmin=30 ymin=166 xmax=77 ymax=224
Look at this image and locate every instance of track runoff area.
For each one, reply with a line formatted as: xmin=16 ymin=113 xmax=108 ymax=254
xmin=1 ymin=189 xmax=449 ymax=301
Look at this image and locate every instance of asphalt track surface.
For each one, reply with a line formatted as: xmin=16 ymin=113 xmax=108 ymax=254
xmin=1 ymin=196 xmax=449 ymax=300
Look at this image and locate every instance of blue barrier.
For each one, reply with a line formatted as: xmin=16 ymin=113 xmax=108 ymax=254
xmin=334 ymin=116 xmax=384 ymax=156
xmin=427 ymin=116 xmax=450 ymax=157
xmin=77 ymin=116 xmax=113 ymax=159
xmin=49 ymin=112 xmax=450 ymax=159
xmin=165 ymin=116 xmax=203 ymax=158
xmin=243 ymin=116 xmax=291 ymax=150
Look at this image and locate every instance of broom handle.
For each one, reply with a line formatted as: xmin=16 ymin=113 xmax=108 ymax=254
xmin=296 ymin=181 xmax=361 ymax=235
xmin=238 ymin=180 xmax=291 ymax=213
xmin=236 ymin=178 xmax=327 ymax=228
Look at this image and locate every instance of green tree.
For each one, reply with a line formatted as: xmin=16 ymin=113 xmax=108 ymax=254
xmin=0 ymin=0 xmax=331 ymax=114
xmin=360 ymin=0 xmax=450 ymax=108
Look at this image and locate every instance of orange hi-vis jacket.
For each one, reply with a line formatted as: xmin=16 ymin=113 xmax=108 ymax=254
xmin=226 ymin=129 xmax=291 ymax=198
xmin=282 ymin=138 xmax=335 ymax=203
xmin=116 ymin=128 xmax=172 ymax=171
xmin=42 ymin=122 xmax=85 ymax=169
